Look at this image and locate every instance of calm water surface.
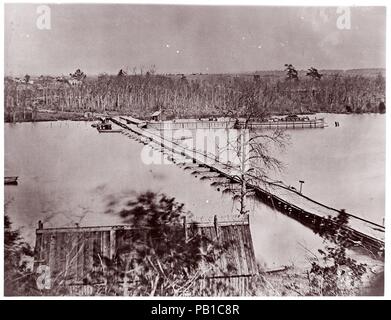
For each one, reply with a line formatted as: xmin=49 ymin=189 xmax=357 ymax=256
xmin=278 ymin=113 xmax=385 ymax=225
xmin=4 ymin=113 xmax=385 ymax=268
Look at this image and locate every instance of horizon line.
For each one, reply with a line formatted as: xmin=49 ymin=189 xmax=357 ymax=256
xmin=5 ymin=67 xmax=386 ymax=78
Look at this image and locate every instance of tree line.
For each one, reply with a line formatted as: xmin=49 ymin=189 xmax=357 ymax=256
xmin=4 ymin=65 xmax=386 ymax=121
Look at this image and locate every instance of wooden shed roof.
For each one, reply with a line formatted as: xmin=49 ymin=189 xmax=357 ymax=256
xmin=151 ymin=110 xmax=162 ymax=117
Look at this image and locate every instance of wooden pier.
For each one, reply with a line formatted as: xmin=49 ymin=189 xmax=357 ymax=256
xmin=109 ymin=117 xmax=384 ymax=255
xmin=119 ymin=116 xmax=147 ymax=128
xmin=34 ymin=214 xmax=257 ymax=296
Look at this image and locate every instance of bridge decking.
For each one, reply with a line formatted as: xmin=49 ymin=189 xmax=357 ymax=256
xmin=119 ymin=116 xmax=147 ymax=127
xmin=109 ymin=117 xmax=385 ymax=254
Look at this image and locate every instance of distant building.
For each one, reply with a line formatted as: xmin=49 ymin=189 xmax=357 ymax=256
xmin=151 ymin=110 xmax=162 ymax=121
xmin=84 ymin=111 xmax=93 ymax=119
xmin=67 ymin=79 xmax=82 ymax=86
xmin=13 ymin=77 xmax=34 ymax=85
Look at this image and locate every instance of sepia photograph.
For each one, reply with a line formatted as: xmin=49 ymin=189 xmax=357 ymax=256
xmin=2 ymin=2 xmax=386 ymax=297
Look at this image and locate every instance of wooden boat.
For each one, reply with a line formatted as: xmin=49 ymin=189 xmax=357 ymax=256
xmin=5 ymin=176 xmax=18 ymax=185
xmin=97 ymin=128 xmax=122 ymax=133
xmin=173 ymin=136 xmax=193 ymax=141
xmin=96 ymin=123 xmax=121 ymax=133
xmin=265 ymin=266 xmax=289 ymax=274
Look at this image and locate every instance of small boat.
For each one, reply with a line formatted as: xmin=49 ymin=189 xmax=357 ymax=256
xmin=264 ymin=265 xmax=289 ymax=274
xmin=97 ymin=128 xmax=122 ymax=133
xmin=97 ymin=123 xmax=121 ymax=133
xmin=5 ymin=176 xmax=18 ymax=185
xmin=173 ymin=136 xmax=193 ymax=141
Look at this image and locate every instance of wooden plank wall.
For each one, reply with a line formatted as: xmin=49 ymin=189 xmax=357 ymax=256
xmin=191 ymin=224 xmax=257 ymax=277
xmin=34 ymin=230 xmax=113 ymax=285
xmin=34 ymin=215 xmax=257 ymax=295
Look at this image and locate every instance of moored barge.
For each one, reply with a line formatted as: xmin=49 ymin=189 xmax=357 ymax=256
xmin=145 ymin=115 xmax=326 ymax=130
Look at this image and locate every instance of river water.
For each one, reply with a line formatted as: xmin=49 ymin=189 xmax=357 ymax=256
xmin=4 ymin=113 xmax=385 ymax=268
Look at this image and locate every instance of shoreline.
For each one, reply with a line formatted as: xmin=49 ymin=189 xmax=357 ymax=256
xmin=4 ymin=110 xmax=385 ymax=124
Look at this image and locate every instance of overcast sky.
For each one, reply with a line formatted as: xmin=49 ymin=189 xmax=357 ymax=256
xmin=4 ymin=4 xmax=386 ymax=76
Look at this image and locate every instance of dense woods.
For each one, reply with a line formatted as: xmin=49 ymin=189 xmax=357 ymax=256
xmin=4 ymin=68 xmax=385 ymax=122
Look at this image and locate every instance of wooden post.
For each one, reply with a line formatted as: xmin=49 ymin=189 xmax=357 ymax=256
xmin=214 ymin=215 xmax=219 ymax=239
xmin=215 ymin=139 xmax=220 ymax=163
xmin=183 ymin=216 xmax=187 ymax=242
xmin=299 ymin=180 xmax=304 ymax=194
xmin=109 ymin=230 xmax=116 ymax=259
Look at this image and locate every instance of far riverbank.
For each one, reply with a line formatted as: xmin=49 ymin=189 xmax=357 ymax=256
xmin=4 ymin=110 xmax=385 ymax=123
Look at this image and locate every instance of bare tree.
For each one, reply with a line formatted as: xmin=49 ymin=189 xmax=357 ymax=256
xmin=217 ymin=84 xmax=288 ymax=215
xmin=228 ymin=127 xmax=287 ymax=215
